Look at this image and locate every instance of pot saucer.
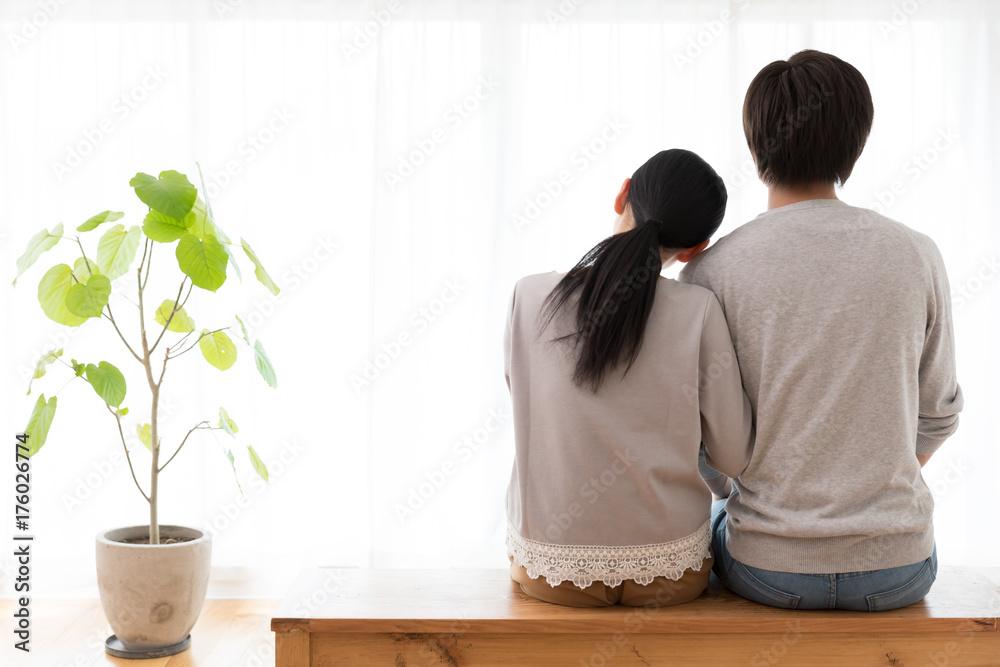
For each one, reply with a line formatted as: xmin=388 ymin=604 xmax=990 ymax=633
xmin=105 ymin=634 xmax=191 ymax=658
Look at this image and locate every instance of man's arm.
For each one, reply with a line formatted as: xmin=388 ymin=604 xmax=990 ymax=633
xmin=914 ymin=239 xmax=964 ymax=459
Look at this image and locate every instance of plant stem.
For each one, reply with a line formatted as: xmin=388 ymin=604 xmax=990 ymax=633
xmin=158 ymin=346 xmax=169 ymax=385
xmin=142 ymin=242 xmax=153 ymax=292
xmin=158 ymin=421 xmax=211 ymax=473
xmin=148 ymin=379 xmax=160 ymax=545
xmin=104 ymin=307 xmax=143 ymax=363
xmin=138 ymin=236 xmax=149 ymax=277
xmin=178 ymin=281 xmax=194 ymax=310
xmin=149 ymin=277 xmax=188 ymax=354
xmin=108 ymin=405 xmax=150 ymax=503
xmin=172 ymin=329 xmax=196 ymax=351
xmin=137 ymin=263 xmax=161 ymax=545
xmin=76 ymin=237 xmax=95 ymax=277
xmin=166 ymin=327 xmax=231 ymax=360
xmin=52 ymin=375 xmax=79 ymax=397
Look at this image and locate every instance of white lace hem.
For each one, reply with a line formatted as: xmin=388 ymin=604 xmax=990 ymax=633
xmin=506 ymin=517 xmax=712 ymax=589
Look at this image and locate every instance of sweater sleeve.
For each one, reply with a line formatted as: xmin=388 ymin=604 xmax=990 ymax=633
xmin=697 ymin=443 xmax=724 ymax=479
xmin=915 ymin=240 xmax=964 ymax=456
xmin=698 ymin=443 xmax=733 ymax=497
xmin=503 ymin=283 xmax=516 ymax=391
xmin=698 ymin=292 xmax=755 ymax=477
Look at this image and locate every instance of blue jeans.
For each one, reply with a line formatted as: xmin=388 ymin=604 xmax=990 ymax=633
xmin=710 ymin=498 xmax=938 ymax=611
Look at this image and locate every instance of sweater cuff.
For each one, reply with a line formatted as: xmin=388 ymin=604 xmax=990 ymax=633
xmin=915 ymin=433 xmax=948 ymax=456
xmin=698 ymin=445 xmax=724 ymax=479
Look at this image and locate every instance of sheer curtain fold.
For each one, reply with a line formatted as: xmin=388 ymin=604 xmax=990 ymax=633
xmin=0 ymin=0 xmax=996 ymax=597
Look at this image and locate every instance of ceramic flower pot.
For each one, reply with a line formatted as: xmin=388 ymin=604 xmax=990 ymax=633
xmin=95 ymin=525 xmax=211 ymax=658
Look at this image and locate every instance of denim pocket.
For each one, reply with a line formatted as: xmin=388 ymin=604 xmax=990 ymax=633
xmin=865 ymin=557 xmax=936 ymax=612
xmin=728 ymin=560 xmax=802 ymax=610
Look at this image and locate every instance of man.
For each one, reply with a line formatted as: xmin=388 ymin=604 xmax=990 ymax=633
xmin=681 ymin=49 xmax=963 ymax=611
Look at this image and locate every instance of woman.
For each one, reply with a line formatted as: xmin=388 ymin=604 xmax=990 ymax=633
xmin=503 ymin=148 xmax=755 ymax=607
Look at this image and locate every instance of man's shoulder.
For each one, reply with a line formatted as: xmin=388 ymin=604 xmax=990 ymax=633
xmin=841 ymin=205 xmax=946 ymax=266
xmin=850 ymin=204 xmax=937 ymax=242
xmin=681 ymin=203 xmax=943 ymax=281
xmin=679 ymin=226 xmax=748 ymax=285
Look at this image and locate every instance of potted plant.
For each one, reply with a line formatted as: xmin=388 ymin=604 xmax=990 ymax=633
xmin=14 ymin=167 xmax=279 ymax=658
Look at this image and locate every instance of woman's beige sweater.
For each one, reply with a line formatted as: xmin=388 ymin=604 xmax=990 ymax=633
xmin=504 ymin=271 xmax=754 ymax=588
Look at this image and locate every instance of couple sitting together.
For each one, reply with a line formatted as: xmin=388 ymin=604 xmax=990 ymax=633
xmin=503 ymin=49 xmax=963 ymax=612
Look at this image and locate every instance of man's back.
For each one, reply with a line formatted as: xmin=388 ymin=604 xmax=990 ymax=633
xmin=681 ymin=198 xmax=963 ymax=574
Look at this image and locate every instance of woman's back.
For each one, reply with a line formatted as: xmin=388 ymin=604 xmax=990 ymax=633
xmin=504 ymin=270 xmax=753 ymax=589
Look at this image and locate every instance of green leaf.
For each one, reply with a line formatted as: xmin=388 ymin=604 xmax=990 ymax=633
xmin=190 ymin=198 xmax=242 ymax=283
xmin=142 ymin=209 xmax=193 ymax=243
xmin=96 ymin=224 xmax=142 ymax=281
xmin=77 ymin=210 xmax=124 ymax=233
xmin=234 ymin=315 xmax=251 ymax=345
xmin=136 ymin=423 xmax=152 ymax=451
xmin=130 ymin=171 xmax=197 ymax=220
xmin=14 ymin=224 xmax=63 ymax=286
xmin=248 ymin=445 xmax=268 ymax=482
xmin=241 ymin=239 xmax=280 ymax=296
xmin=154 ymin=299 xmax=196 ymax=333
xmin=222 ymin=238 xmax=243 ymax=283
xmin=195 ymin=163 xmax=215 ymax=216
xmin=23 ymin=395 xmax=57 ymax=457
xmin=70 ymin=359 xmax=86 ymax=377
xmin=186 ymin=197 xmax=211 ymax=237
xmin=27 ymin=348 xmax=63 ymax=395
xmin=84 ymin=361 xmax=126 ymax=407
xmin=224 ymin=448 xmax=244 ymax=496
xmin=37 ymin=264 xmax=88 ymax=326
xmin=116 ymin=407 xmax=129 ymax=417
xmin=253 ymin=339 xmax=277 ymax=388
xmin=176 ymin=234 xmax=228 ymax=292
xmin=218 ymin=407 xmax=239 ymax=436
xmin=66 ymin=274 xmax=112 ymax=318
xmin=72 ymin=257 xmax=100 ymax=281
xmin=199 ymin=329 xmax=237 ymax=370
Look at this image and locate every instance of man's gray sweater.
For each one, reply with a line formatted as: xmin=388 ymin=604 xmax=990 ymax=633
xmin=681 ymin=198 xmax=963 ymax=573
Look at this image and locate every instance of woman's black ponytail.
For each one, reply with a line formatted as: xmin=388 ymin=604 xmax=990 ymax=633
xmin=540 ymin=149 xmax=727 ymax=392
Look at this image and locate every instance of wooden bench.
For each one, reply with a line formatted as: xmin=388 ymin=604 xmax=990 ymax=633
xmin=271 ymin=567 xmax=1000 ymax=666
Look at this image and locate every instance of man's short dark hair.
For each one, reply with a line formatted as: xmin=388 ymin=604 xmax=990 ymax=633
xmin=743 ymin=49 xmax=874 ymax=188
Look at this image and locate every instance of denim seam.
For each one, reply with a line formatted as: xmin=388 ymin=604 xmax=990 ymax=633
xmin=864 ymin=558 xmax=934 ymax=611
xmin=731 ymin=561 xmax=801 ymax=609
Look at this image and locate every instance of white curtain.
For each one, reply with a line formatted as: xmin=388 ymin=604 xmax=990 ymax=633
xmin=1 ymin=0 xmax=997 ymax=598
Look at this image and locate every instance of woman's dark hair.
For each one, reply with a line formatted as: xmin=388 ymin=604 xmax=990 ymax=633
xmin=743 ymin=49 xmax=874 ymax=187
xmin=540 ymin=148 xmax=727 ymax=392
